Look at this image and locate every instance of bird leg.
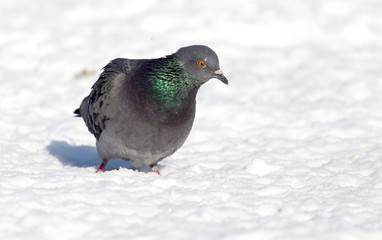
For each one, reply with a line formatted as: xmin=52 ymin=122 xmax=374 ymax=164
xmin=150 ymin=164 xmax=160 ymax=175
xmin=96 ymin=159 xmax=108 ymax=173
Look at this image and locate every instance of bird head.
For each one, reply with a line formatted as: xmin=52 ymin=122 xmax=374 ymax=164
xmin=174 ymin=45 xmax=228 ymax=85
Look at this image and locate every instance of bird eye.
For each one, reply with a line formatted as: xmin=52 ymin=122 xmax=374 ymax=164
xmin=198 ymin=60 xmax=206 ymax=68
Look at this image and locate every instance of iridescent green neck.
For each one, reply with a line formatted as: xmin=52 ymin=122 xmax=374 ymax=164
xmin=143 ymin=56 xmax=199 ymax=111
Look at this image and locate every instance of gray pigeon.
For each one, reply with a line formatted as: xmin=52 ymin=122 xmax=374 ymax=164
xmin=74 ymin=45 xmax=228 ymax=174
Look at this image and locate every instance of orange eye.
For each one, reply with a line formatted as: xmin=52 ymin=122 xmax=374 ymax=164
xmin=198 ymin=60 xmax=206 ymax=68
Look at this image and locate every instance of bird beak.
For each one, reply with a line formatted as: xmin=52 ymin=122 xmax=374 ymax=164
xmin=214 ymin=69 xmax=228 ymax=85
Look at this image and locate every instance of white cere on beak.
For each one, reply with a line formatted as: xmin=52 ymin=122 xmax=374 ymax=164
xmin=214 ymin=69 xmax=223 ymax=75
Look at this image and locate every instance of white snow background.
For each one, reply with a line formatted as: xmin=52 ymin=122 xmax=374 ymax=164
xmin=1 ymin=0 xmax=382 ymax=239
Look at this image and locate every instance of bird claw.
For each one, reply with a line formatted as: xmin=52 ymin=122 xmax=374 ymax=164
xmin=151 ymin=166 xmax=160 ymax=175
xmin=96 ymin=160 xmax=160 ymax=174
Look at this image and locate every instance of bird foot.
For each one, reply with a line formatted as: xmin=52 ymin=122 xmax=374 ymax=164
xmin=151 ymin=166 xmax=160 ymax=175
xmin=96 ymin=162 xmax=106 ymax=173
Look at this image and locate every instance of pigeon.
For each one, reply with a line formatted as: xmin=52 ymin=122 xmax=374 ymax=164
xmin=74 ymin=45 xmax=228 ymax=174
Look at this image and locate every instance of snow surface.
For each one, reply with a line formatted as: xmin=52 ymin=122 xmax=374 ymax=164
xmin=1 ymin=0 xmax=382 ymax=239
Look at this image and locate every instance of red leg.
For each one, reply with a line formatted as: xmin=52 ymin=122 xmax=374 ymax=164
xmin=96 ymin=159 xmax=108 ymax=173
xmin=150 ymin=165 xmax=160 ymax=175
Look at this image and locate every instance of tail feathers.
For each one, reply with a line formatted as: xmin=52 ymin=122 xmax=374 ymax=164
xmin=74 ymin=108 xmax=81 ymax=117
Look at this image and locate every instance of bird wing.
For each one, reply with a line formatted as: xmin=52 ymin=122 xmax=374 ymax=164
xmin=78 ymin=58 xmax=131 ymax=140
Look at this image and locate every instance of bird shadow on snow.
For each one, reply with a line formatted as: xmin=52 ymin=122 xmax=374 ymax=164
xmin=46 ymin=140 xmax=140 ymax=172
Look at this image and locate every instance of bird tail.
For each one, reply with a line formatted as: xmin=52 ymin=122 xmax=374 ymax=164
xmin=74 ymin=108 xmax=81 ymax=117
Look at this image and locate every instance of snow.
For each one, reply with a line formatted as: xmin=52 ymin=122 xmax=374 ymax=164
xmin=1 ymin=0 xmax=382 ymax=239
